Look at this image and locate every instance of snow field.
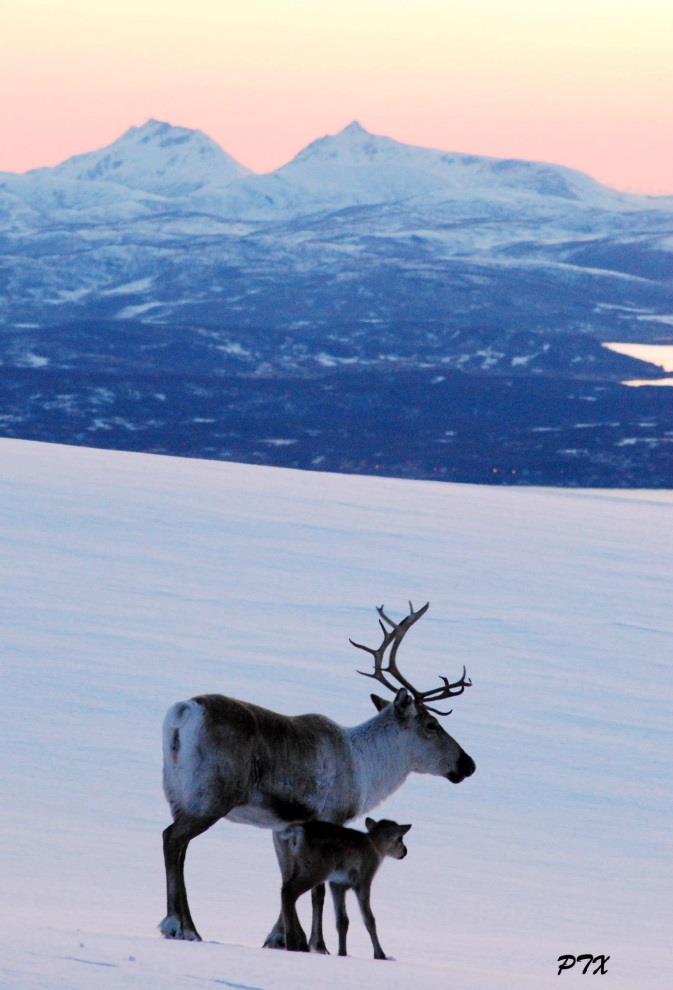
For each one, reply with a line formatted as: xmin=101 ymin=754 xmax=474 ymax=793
xmin=1 ymin=438 xmax=671 ymax=989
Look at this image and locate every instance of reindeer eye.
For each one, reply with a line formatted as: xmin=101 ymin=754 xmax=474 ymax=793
xmin=426 ymin=721 xmax=439 ymax=733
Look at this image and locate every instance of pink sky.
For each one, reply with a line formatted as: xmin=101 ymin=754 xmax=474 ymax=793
xmin=2 ymin=0 xmax=672 ymax=194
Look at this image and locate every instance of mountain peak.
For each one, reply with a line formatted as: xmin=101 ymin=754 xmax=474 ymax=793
xmin=132 ymin=118 xmax=171 ymax=132
xmin=141 ymin=118 xmax=169 ymax=129
xmin=120 ymin=118 xmax=210 ymax=149
xmin=48 ymin=119 xmax=250 ymax=193
xmin=338 ymin=120 xmax=369 ymax=137
xmin=288 ymin=120 xmax=394 ymax=168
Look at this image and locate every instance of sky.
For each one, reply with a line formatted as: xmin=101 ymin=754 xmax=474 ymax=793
xmin=1 ymin=0 xmax=672 ymax=194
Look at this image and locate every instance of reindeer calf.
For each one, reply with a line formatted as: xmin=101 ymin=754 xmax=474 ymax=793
xmin=280 ymin=817 xmax=411 ymax=959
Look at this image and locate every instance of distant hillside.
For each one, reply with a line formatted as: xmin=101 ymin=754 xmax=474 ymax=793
xmin=1 ymin=120 xmax=672 ymax=487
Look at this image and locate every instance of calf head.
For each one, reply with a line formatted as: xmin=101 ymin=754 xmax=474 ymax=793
xmin=365 ymin=817 xmax=411 ymax=859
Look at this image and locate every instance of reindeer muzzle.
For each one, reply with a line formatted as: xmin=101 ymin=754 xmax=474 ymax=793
xmin=447 ymin=752 xmax=476 ymax=783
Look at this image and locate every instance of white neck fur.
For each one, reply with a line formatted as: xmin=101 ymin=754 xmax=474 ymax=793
xmin=347 ymin=708 xmax=413 ymax=816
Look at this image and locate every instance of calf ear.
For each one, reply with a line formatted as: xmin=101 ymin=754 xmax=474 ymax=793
xmin=365 ymin=817 xmax=376 ymax=831
xmin=393 ymin=687 xmax=414 ymax=719
xmin=370 ymin=694 xmax=390 ymax=711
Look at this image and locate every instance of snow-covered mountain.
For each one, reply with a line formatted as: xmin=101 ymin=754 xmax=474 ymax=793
xmin=4 ymin=118 xmax=672 ymax=225
xmin=33 ymin=118 xmax=251 ymax=197
xmin=226 ymin=119 xmax=639 ymax=215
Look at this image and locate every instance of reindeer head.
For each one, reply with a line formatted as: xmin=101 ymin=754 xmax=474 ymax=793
xmin=351 ymin=602 xmax=476 ymax=784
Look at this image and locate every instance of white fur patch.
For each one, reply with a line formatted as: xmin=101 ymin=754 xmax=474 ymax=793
xmin=158 ymin=915 xmax=199 ymax=940
xmin=162 ymin=700 xmax=207 ymax=816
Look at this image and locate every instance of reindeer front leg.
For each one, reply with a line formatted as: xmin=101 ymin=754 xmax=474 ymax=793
xmin=263 ymin=832 xmax=290 ymax=948
xmin=264 ymin=832 xmax=329 ymax=951
xmin=281 ymin=880 xmax=310 ymax=952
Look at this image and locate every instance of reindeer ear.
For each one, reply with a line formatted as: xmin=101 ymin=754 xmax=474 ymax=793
xmin=400 ymin=824 xmax=412 ymax=834
xmin=370 ymin=693 xmax=390 ymax=711
xmin=393 ymin=687 xmax=414 ymax=719
xmin=365 ymin=817 xmax=376 ymax=831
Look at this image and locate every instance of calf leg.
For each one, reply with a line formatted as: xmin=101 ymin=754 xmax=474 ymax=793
xmin=330 ymin=883 xmax=349 ymax=957
xmin=309 ymin=883 xmax=329 ymax=953
xmin=354 ymin=885 xmax=387 ymax=960
xmin=160 ymin=813 xmax=217 ymax=941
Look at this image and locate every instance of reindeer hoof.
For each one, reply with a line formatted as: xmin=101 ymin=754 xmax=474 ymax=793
xmin=159 ymin=916 xmax=202 ymax=941
xmin=262 ymin=933 xmax=286 ymax=949
xmin=310 ymin=941 xmax=330 ymax=954
xmin=285 ymin=934 xmax=310 ymax=953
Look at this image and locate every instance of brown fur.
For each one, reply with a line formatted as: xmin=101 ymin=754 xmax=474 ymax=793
xmin=193 ymin=694 xmax=355 ymax=822
xmin=280 ymin=818 xmax=411 ymax=959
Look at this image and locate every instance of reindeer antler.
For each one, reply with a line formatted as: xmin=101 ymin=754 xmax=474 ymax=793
xmin=350 ymin=601 xmax=472 ymax=716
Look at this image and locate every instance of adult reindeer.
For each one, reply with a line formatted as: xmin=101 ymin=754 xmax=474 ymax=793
xmin=160 ymin=602 xmax=475 ymax=947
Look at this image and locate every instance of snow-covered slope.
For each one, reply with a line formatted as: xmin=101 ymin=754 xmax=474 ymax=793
xmin=2 ymin=439 xmax=671 ymax=989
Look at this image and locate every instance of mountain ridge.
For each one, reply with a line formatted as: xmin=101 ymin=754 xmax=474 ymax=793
xmin=1 ymin=116 xmax=671 ymax=374
xmin=5 ymin=118 xmax=673 ymax=214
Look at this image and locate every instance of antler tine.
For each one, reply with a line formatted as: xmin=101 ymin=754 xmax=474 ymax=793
xmin=351 ymin=601 xmax=472 ymax=717
xmin=349 ymin=608 xmax=400 ymax=694
xmin=377 ymin=601 xmax=430 ymax=697
xmin=350 ymin=601 xmax=430 ymax=699
xmin=424 ymin=704 xmax=454 ymax=717
xmin=417 ymin=666 xmax=473 ymax=713
xmin=376 ymin=600 xmax=429 ymax=634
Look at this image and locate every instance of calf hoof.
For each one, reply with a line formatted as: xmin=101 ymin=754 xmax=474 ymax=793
xmin=310 ymin=940 xmax=330 ymax=955
xmin=159 ymin=915 xmax=202 ymax=941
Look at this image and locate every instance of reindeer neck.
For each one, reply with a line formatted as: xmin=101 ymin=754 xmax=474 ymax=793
xmin=346 ymin=708 xmax=413 ymax=816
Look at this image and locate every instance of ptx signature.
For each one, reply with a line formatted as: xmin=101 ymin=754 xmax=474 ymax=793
xmin=558 ymin=954 xmax=610 ymax=976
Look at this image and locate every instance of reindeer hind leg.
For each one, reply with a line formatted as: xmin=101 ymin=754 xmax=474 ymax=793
xmin=160 ymin=813 xmax=217 ymax=941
